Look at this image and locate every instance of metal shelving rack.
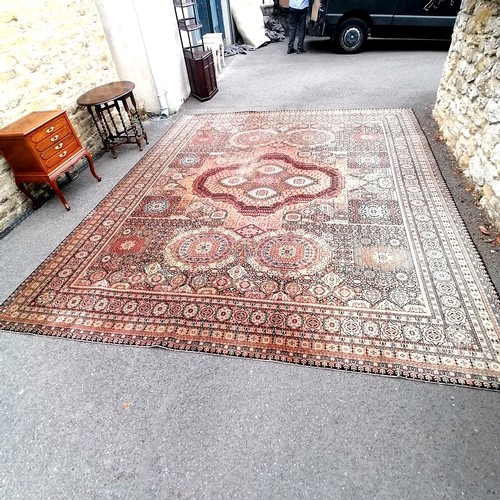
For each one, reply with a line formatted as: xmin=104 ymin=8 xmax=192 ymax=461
xmin=174 ymin=0 xmax=218 ymax=101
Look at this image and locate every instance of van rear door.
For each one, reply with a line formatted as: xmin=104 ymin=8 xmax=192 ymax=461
xmin=309 ymin=0 xmax=399 ymax=38
xmin=392 ymin=0 xmax=460 ymax=38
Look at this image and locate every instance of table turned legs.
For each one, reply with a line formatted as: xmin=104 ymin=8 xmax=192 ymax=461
xmin=78 ymin=82 xmax=149 ymax=158
xmin=122 ymin=91 xmax=149 ymax=150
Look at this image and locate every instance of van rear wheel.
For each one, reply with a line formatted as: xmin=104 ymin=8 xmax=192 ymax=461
xmin=335 ymin=18 xmax=368 ymax=53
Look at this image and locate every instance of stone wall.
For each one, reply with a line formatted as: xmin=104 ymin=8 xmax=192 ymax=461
xmin=434 ymin=0 xmax=500 ymax=229
xmin=0 ymin=0 xmax=119 ymax=234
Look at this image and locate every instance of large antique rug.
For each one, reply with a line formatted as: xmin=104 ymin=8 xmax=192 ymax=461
xmin=1 ymin=109 xmax=499 ymax=389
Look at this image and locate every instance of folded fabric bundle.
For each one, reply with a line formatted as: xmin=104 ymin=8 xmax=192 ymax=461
xmin=224 ymin=44 xmax=257 ymax=56
xmin=264 ymin=17 xmax=286 ymax=42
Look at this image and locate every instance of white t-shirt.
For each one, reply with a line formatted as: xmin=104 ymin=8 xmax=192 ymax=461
xmin=289 ymin=0 xmax=309 ymax=10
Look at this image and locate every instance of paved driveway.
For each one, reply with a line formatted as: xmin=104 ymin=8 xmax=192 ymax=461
xmin=1 ymin=38 xmax=499 ymax=499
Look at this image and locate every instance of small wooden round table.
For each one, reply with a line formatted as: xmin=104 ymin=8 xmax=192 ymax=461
xmin=77 ymin=81 xmax=148 ymax=158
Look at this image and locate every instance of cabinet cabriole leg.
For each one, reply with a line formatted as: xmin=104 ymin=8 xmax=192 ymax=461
xmin=85 ymin=152 xmax=101 ymax=181
xmin=48 ymin=179 xmax=70 ymax=211
xmin=16 ymin=181 xmax=38 ymax=209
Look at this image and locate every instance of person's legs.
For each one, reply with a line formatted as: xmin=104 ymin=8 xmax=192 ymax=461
xmin=288 ymin=8 xmax=298 ymax=52
xmin=297 ymin=8 xmax=307 ymax=52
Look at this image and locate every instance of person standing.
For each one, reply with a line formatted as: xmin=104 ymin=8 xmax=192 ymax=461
xmin=287 ymin=0 xmax=309 ymax=54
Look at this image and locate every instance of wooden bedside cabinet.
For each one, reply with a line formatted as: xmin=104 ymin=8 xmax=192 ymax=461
xmin=0 ymin=110 xmax=101 ymax=210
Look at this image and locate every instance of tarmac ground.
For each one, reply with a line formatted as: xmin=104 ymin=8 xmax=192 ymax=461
xmin=1 ymin=38 xmax=499 ymax=499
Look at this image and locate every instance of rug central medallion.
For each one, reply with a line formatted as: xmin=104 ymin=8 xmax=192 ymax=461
xmin=193 ymin=153 xmax=344 ymax=215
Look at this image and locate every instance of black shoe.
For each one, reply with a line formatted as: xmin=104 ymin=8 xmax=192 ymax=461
xmin=297 ymin=48 xmax=306 ymax=54
xmin=287 ymin=48 xmax=296 ymax=54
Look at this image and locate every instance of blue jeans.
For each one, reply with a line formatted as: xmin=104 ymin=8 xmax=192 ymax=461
xmin=288 ymin=7 xmax=307 ymax=51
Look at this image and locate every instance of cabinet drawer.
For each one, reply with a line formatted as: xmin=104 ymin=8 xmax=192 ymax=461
xmin=44 ymin=139 xmax=81 ymax=170
xmin=30 ymin=116 xmax=67 ymax=144
xmin=35 ymin=126 xmax=73 ymax=152
xmin=39 ymin=134 xmax=75 ymax=160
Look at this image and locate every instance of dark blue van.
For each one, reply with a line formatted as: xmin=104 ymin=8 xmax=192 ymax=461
xmin=308 ymin=0 xmax=461 ymax=53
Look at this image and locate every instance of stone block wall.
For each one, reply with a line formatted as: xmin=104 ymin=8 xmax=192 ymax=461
xmin=434 ymin=0 xmax=500 ymax=229
xmin=0 ymin=0 xmax=119 ymax=234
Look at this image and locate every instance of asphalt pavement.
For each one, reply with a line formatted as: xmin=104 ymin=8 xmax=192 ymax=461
xmin=1 ymin=38 xmax=499 ymax=499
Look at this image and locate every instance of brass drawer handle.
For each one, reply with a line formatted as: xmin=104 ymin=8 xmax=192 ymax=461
xmin=55 ymin=142 xmax=64 ymax=150
xmin=59 ymin=151 xmax=67 ymax=158
xmin=50 ymin=135 xmax=59 ymax=142
xmin=46 ymin=126 xmax=55 ymax=134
